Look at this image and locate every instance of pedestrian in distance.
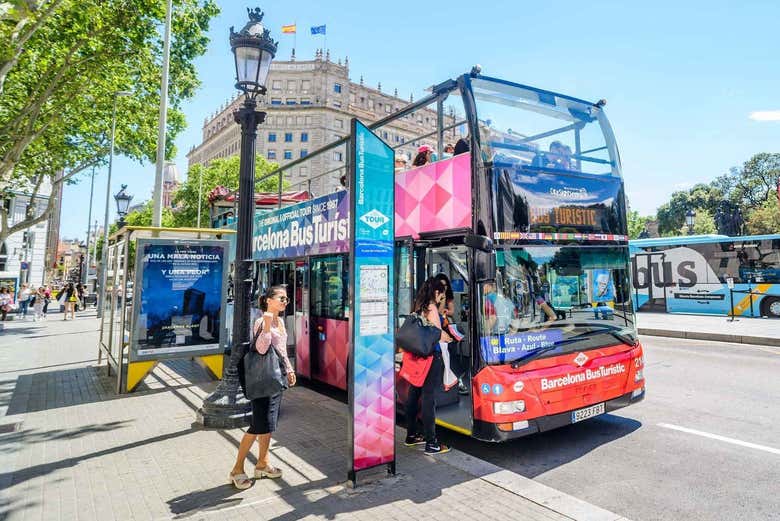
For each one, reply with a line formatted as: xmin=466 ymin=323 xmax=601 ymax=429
xmin=0 ymin=287 xmax=12 ymax=321
xmin=402 ymin=276 xmax=452 ymax=455
xmin=76 ymin=283 xmax=85 ymax=311
xmin=42 ymin=285 xmax=51 ymax=318
xmin=17 ymin=283 xmax=31 ymax=319
xmin=62 ymin=282 xmax=77 ymax=320
xmin=32 ymin=287 xmax=45 ymax=321
xmin=230 ymin=285 xmax=296 ymax=490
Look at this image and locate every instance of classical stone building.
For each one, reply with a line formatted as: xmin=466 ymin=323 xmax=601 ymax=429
xmin=187 ymin=50 xmax=461 ymax=195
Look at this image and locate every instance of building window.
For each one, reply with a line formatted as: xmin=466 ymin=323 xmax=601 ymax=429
xmin=385 ymin=105 xmax=391 ymax=113
xmin=271 ymin=98 xmax=282 ymax=105
xmin=300 ymin=166 xmax=308 ymax=177
xmin=333 ymin=101 xmax=342 ymax=108
xmin=285 ymin=99 xmax=296 ymax=105
xmin=368 ymin=99 xmax=374 ymax=109
xmin=301 ymin=132 xmax=308 ymax=142
xmin=305 ymin=116 xmax=312 ymax=125
xmin=333 ymin=151 xmax=343 ymax=161
xmin=300 ymin=98 xmax=311 ymax=105
xmin=286 ymin=116 xmax=293 ymax=125
xmin=284 ymin=150 xmax=293 ymax=160
xmin=268 ymin=132 xmax=276 ymax=142
xmin=300 ymin=149 xmax=308 ymax=158
xmin=382 ymin=131 xmax=388 ymax=139
xmin=284 ymin=133 xmax=293 ymax=142
xmin=334 ymin=83 xmax=342 ymax=93
xmin=301 ymin=80 xmax=311 ymax=92
xmin=272 ymin=80 xmax=282 ymax=90
xmin=267 ymin=150 xmax=276 ymax=159
xmin=286 ymin=80 xmax=296 ymax=91
xmin=334 ymin=119 xmax=344 ymax=129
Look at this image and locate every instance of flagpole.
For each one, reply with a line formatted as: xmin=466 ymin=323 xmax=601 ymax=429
xmin=294 ymin=20 xmax=297 ymax=57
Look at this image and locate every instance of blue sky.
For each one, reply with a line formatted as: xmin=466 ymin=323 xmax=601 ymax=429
xmin=60 ymin=0 xmax=780 ymax=240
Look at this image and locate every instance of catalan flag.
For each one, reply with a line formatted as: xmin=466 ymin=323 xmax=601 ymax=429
xmin=281 ymin=24 xmax=296 ymax=34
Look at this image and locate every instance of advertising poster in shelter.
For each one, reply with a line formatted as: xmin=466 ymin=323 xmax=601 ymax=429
xmin=130 ymin=239 xmax=229 ymax=361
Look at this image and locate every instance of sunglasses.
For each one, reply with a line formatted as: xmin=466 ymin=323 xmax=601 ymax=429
xmin=274 ymin=296 xmax=289 ymax=302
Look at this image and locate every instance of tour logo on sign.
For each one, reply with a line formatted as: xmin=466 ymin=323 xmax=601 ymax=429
xmin=360 ymin=209 xmax=390 ymax=230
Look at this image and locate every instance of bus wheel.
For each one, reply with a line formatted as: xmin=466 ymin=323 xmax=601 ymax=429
xmin=760 ymin=296 xmax=780 ymax=318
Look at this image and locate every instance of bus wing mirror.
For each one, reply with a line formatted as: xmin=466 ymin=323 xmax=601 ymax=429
xmin=464 ymin=234 xmax=493 ymax=252
xmin=474 ymin=250 xmax=496 ymax=282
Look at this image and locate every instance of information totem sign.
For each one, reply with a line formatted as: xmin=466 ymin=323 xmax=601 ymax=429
xmin=348 ymin=119 xmax=396 ymax=483
xmin=130 ymin=238 xmax=229 ymax=361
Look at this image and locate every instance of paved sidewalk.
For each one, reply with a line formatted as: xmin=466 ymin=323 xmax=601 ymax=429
xmin=0 ymin=316 xmax=629 ymax=521
xmin=637 ymin=312 xmax=779 ymax=346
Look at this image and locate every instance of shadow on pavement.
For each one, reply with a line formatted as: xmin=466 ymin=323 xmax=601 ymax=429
xmin=0 ymin=426 xmax=198 ymax=490
xmin=4 ymin=364 xmax=210 ymax=415
xmin=0 ymin=420 xmax=132 ymax=454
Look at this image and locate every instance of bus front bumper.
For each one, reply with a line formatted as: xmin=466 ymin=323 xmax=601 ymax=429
xmin=472 ymin=387 xmax=645 ymax=442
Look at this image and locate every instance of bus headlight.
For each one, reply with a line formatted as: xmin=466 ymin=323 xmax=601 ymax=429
xmin=494 ymin=400 xmax=525 ymax=415
xmin=634 ymin=369 xmax=644 ymax=382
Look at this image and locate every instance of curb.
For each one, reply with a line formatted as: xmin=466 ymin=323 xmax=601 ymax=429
xmin=440 ymin=450 xmax=632 ymax=521
xmin=638 ymin=328 xmax=780 ymax=347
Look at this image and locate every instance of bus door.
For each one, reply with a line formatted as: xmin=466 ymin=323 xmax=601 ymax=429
xmin=308 ymin=254 xmax=349 ymax=390
xmin=632 ymin=252 xmax=668 ymax=312
xmin=396 ymin=241 xmax=474 ymax=435
xmin=294 ymin=260 xmax=310 ymax=378
xmin=268 ymin=261 xmax=298 ymax=362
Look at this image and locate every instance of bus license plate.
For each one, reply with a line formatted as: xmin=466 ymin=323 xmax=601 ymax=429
xmin=571 ymin=403 xmax=605 ymax=423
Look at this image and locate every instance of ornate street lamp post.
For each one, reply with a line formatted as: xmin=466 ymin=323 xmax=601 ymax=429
xmin=685 ymin=209 xmax=696 ymax=235
xmin=198 ymin=8 xmax=276 ymax=428
xmin=114 ymin=185 xmax=133 ymax=228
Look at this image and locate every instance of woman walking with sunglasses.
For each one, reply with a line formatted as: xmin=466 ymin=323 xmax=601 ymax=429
xmin=230 ymin=285 xmax=296 ymax=489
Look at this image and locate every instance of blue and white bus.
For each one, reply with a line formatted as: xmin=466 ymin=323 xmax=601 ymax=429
xmin=629 ymin=234 xmax=780 ymax=318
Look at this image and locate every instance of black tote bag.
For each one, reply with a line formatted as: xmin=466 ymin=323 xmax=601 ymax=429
xmin=396 ymin=313 xmax=440 ymax=357
xmin=241 ymin=328 xmax=289 ymax=400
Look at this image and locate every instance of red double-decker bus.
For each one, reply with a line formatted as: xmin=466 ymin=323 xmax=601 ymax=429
xmin=252 ymin=69 xmax=645 ymax=442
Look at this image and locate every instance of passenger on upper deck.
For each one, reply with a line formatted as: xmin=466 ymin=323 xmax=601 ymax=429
xmin=412 ymin=144 xmax=435 ymax=167
xmin=395 ymin=154 xmax=409 ymax=174
xmin=453 ymin=138 xmax=469 ymax=155
xmin=441 ymin=143 xmax=455 ymax=160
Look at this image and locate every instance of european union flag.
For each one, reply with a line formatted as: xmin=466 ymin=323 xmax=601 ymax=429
xmin=310 ymin=25 xmax=326 ymax=35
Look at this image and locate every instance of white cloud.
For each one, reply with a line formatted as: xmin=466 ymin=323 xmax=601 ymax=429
xmin=749 ymin=110 xmax=780 ymax=121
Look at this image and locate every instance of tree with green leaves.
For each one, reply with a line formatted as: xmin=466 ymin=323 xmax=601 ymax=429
xmin=172 ymin=155 xmax=288 ymax=228
xmin=627 ymin=210 xmax=652 ymax=239
xmin=745 ymin=196 xmax=780 ymax=235
xmin=0 ymin=0 xmax=219 ymax=245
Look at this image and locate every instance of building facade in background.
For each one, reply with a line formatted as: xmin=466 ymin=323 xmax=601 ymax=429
xmin=0 ymin=185 xmax=52 ymax=291
xmin=187 ymin=51 xmax=462 ymax=195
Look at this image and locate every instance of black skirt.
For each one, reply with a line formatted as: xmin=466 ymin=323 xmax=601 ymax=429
xmin=247 ymin=393 xmax=282 ymax=435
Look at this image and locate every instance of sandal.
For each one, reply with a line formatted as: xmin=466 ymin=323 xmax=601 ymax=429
xmin=254 ymin=465 xmax=282 ymax=479
xmin=229 ymin=472 xmax=252 ymax=490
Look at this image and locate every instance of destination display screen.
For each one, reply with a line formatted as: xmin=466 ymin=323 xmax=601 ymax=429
xmin=495 ymin=167 xmax=627 ymax=238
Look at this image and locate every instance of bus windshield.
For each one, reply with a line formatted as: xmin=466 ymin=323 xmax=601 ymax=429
xmin=478 ymin=245 xmax=636 ymax=366
xmin=470 ymin=76 xmax=618 ymax=176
